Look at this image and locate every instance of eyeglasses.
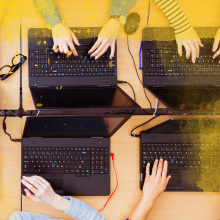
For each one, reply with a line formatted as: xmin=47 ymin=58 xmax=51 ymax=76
xmin=0 ymin=54 xmax=27 ymax=81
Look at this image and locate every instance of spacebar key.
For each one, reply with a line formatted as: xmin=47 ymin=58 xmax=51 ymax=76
xmin=169 ymin=166 xmax=183 ymax=169
xmin=42 ymin=170 xmax=64 ymax=174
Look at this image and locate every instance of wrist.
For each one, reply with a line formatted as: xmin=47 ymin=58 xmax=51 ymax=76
xmin=140 ymin=196 xmax=155 ymax=207
xmin=109 ymin=15 xmax=126 ymax=25
xmin=50 ymin=194 xmax=70 ymax=212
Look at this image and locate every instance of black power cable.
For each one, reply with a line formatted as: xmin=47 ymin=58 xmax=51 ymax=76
xmin=126 ymin=34 xmax=154 ymax=111
xmin=130 ymin=115 xmax=159 ymax=137
xmin=117 ymin=80 xmax=136 ymax=101
xmin=3 ymin=111 xmax=22 ymax=142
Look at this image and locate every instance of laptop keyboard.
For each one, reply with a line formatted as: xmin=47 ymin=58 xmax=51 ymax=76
xmin=29 ymin=46 xmax=116 ymax=77
xmin=141 ymin=143 xmax=207 ymax=173
xmin=143 ymin=40 xmax=220 ymax=76
xmin=23 ymin=147 xmax=109 ymax=177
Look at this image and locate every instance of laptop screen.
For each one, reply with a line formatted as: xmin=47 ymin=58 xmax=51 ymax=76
xmin=150 ymin=86 xmax=220 ymax=113
xmin=23 ymin=116 xmax=128 ymax=138
xmin=147 ymin=119 xmax=220 ymax=134
xmin=32 ymin=87 xmax=138 ymax=109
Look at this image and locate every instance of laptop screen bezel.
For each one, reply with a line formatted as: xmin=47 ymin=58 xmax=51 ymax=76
xmin=30 ymin=86 xmax=140 ymax=111
xmin=23 ymin=114 xmax=131 ymax=138
xmin=142 ymin=118 xmax=220 ymax=134
xmin=147 ymin=86 xmax=220 ymax=114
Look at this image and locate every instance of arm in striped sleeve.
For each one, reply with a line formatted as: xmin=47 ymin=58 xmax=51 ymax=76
xmin=154 ymin=0 xmax=203 ymax=63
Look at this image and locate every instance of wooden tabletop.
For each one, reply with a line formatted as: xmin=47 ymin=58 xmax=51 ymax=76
xmin=0 ymin=117 xmax=22 ymax=219
xmin=21 ymin=115 xmax=220 ymax=220
xmin=0 ymin=2 xmax=21 ymax=110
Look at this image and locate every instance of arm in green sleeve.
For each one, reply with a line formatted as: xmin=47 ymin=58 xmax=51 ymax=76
xmin=0 ymin=0 xmax=11 ymax=23
xmin=108 ymin=0 xmax=137 ymax=19
xmin=32 ymin=0 xmax=62 ymax=27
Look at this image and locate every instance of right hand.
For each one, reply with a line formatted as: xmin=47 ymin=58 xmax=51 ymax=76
xmin=176 ymin=28 xmax=203 ymax=63
xmin=21 ymin=175 xmax=70 ymax=212
xmin=51 ymin=23 xmax=80 ymax=55
xmin=212 ymin=28 xmax=220 ymax=62
xmin=142 ymin=159 xmax=171 ymax=203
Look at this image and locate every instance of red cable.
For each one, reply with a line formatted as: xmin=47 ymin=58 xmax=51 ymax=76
xmin=98 ymin=153 xmax=118 ymax=212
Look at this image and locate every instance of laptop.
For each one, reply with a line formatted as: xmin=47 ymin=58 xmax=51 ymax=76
xmin=140 ymin=118 xmax=220 ymax=192
xmin=142 ymin=27 xmax=220 ymax=114
xmin=28 ymin=28 xmax=140 ymax=111
xmin=21 ymin=114 xmax=131 ymax=196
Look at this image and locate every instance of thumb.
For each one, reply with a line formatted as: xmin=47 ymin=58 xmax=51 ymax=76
xmin=71 ymin=33 xmax=80 ymax=46
xmin=213 ymin=38 xmax=220 ymax=52
xmin=166 ymin=175 xmax=171 ymax=186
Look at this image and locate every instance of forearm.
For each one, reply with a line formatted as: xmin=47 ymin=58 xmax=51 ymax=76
xmin=129 ymin=198 xmax=154 ymax=220
xmin=108 ymin=0 xmax=137 ymax=19
xmin=49 ymin=194 xmax=70 ymax=212
xmin=32 ymin=0 xmax=62 ymax=27
xmin=51 ymin=196 xmax=106 ymax=220
xmin=154 ymin=0 xmax=192 ymax=36
xmin=0 ymin=0 xmax=11 ymax=23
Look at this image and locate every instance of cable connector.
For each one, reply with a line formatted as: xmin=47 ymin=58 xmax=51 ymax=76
xmin=110 ymin=153 xmax=114 ymax=160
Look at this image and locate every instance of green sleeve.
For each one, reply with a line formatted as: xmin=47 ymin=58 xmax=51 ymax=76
xmin=32 ymin=0 xmax=62 ymax=27
xmin=0 ymin=0 xmax=11 ymax=23
xmin=108 ymin=0 xmax=137 ymax=19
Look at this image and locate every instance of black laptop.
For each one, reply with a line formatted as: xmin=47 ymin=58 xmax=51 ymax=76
xmin=21 ymin=114 xmax=131 ymax=196
xmin=28 ymin=28 xmax=140 ymax=111
xmin=142 ymin=27 xmax=220 ymax=114
xmin=140 ymin=118 xmax=220 ymax=192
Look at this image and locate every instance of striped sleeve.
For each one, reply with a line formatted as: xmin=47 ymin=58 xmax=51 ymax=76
xmin=154 ymin=0 xmax=192 ymax=36
xmin=32 ymin=0 xmax=62 ymax=27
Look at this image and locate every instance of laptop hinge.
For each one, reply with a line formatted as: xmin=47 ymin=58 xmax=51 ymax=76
xmin=30 ymin=137 xmax=42 ymax=138
xmin=91 ymin=137 xmax=103 ymax=138
xmin=37 ymin=86 xmax=49 ymax=88
xmin=98 ymin=85 xmax=110 ymax=87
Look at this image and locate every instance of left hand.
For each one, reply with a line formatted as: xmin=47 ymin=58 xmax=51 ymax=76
xmin=212 ymin=28 xmax=220 ymax=62
xmin=88 ymin=19 xmax=121 ymax=59
xmin=142 ymin=159 xmax=171 ymax=203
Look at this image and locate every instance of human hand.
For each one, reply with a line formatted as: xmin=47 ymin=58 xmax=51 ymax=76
xmin=88 ymin=19 xmax=121 ymax=59
xmin=21 ymin=176 xmax=69 ymax=212
xmin=212 ymin=28 xmax=220 ymax=62
xmin=142 ymin=159 xmax=171 ymax=204
xmin=176 ymin=28 xmax=203 ymax=63
xmin=52 ymin=23 xmax=80 ymax=55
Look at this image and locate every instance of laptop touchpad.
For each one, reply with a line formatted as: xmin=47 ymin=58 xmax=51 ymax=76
xmin=167 ymin=175 xmax=182 ymax=186
xmin=45 ymin=179 xmax=64 ymax=195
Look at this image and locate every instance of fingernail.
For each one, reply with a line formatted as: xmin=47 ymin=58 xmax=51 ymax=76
xmin=169 ymin=176 xmax=172 ymax=179
xmin=95 ymin=56 xmax=98 ymax=60
xmin=22 ymin=176 xmax=26 ymax=178
xmin=74 ymin=55 xmax=78 ymax=58
xmin=21 ymin=179 xmax=24 ymax=182
xmin=147 ymin=162 xmax=150 ymax=165
xmin=88 ymin=52 xmax=91 ymax=55
xmin=165 ymin=160 xmax=168 ymax=163
xmin=78 ymin=42 xmax=81 ymax=45
xmin=155 ymin=159 xmax=158 ymax=162
xmin=160 ymin=158 xmax=163 ymax=161
xmin=90 ymin=55 xmax=93 ymax=59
